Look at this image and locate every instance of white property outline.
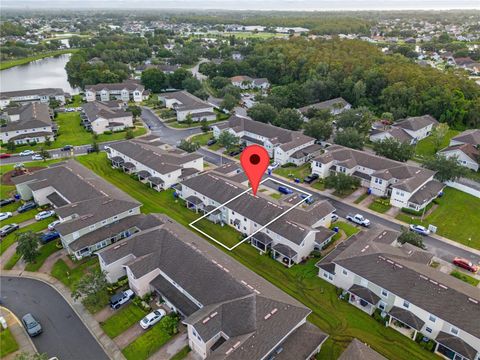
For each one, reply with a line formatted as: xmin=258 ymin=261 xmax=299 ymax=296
xmin=188 ymin=177 xmax=313 ymax=251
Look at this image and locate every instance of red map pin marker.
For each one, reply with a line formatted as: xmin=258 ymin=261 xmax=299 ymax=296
xmin=240 ymin=145 xmax=270 ymax=196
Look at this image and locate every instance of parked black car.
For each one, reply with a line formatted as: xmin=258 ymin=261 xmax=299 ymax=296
xmin=0 ymin=223 xmax=19 ymax=237
xmin=206 ymin=139 xmax=217 ymax=146
xmin=229 ymin=150 xmax=241 ymax=157
xmin=86 ymin=147 xmax=96 ymax=154
xmin=303 ymin=174 xmax=319 ymax=184
xmin=61 ymin=145 xmax=73 ymax=151
xmin=17 ymin=202 xmax=37 ymax=213
xmin=0 ymin=198 xmax=15 ymax=207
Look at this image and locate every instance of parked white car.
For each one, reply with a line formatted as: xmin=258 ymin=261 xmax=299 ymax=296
xmin=32 ymin=154 xmax=43 ymax=161
xmin=35 ymin=210 xmax=55 ymax=221
xmin=267 ymin=162 xmax=280 ymax=171
xmin=48 ymin=220 xmax=61 ymax=231
xmin=409 ymin=224 xmax=430 ymax=236
xmin=139 ymin=309 xmax=166 ymax=329
xmin=19 ymin=150 xmax=35 ymax=156
xmin=0 ymin=212 xmax=13 ymax=221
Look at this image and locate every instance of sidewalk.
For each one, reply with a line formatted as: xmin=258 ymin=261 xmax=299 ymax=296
xmin=0 ymin=306 xmax=36 ymax=360
xmin=2 ymin=270 xmax=126 ymax=360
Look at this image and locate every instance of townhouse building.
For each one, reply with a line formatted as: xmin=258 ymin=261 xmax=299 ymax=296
xmin=81 ymin=101 xmax=133 ymax=134
xmin=449 ymin=129 xmax=480 ymax=148
xmin=0 ymin=102 xmax=54 ymax=145
xmin=159 ymin=91 xmax=216 ymax=122
xmin=439 ymin=143 xmax=479 ymax=172
xmin=317 ymin=229 xmax=480 ymax=360
xmin=370 ymin=115 xmax=439 ymax=145
xmin=12 ymin=160 xmax=143 ymax=259
xmin=85 ymin=80 xmax=147 ymax=103
xmin=0 ymin=88 xmax=67 ymax=109
xmin=106 ymin=139 xmax=203 ymax=190
xmin=179 ymin=170 xmax=336 ymax=266
xmin=212 ymin=116 xmax=321 ymax=165
xmin=98 ymin=215 xmax=328 ymax=360
xmin=311 ymin=145 xmax=445 ymax=210
xmin=298 ymin=97 xmax=351 ymax=118
xmin=338 ymin=339 xmax=386 ymax=360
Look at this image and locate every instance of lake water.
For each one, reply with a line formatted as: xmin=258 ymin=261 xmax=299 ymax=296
xmin=0 ymin=53 xmax=80 ymax=95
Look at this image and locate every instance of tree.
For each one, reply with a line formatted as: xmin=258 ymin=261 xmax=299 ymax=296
xmin=200 ymin=119 xmax=210 ymax=133
xmin=44 ymin=137 xmax=52 ymax=147
xmin=398 ymin=228 xmax=425 ymax=249
xmin=273 ymin=108 xmax=304 ymax=131
xmin=6 ymin=140 xmax=16 ymax=151
xmin=335 ymin=107 xmax=375 ymax=134
xmin=304 ymin=118 xmax=333 ymax=142
xmin=127 ymin=105 xmax=142 ymax=120
xmin=334 ymin=128 xmax=365 ymax=150
xmin=169 ymin=68 xmax=190 ymax=89
xmin=324 ymin=173 xmax=360 ymax=195
xmin=141 ymin=68 xmax=167 ymax=93
xmin=210 ymin=76 xmax=230 ymax=90
xmin=16 ymin=231 xmax=40 ymax=264
xmin=39 ymin=147 xmax=51 ymax=161
xmin=91 ymin=140 xmax=100 ymax=153
xmin=71 ymin=269 xmax=108 ymax=308
xmin=221 ymin=94 xmax=237 ymax=111
xmin=430 ymin=123 xmax=449 ymax=153
xmin=373 ymin=138 xmax=414 ymax=162
xmin=160 ymin=315 xmax=179 ymax=336
xmin=184 ymin=113 xmax=193 ymax=126
xmin=125 ymin=129 xmax=134 ymax=140
xmin=182 ymin=77 xmax=202 ymax=93
xmin=178 ymin=139 xmax=200 ymax=153
xmin=423 ymin=154 xmax=468 ymax=182
xmin=217 ymin=131 xmax=239 ymax=150
xmin=247 ymin=103 xmax=278 ymax=124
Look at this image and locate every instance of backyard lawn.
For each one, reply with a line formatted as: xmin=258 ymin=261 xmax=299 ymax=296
xmin=414 ymin=129 xmax=460 ymax=159
xmin=101 ymin=303 xmax=148 ymax=338
xmin=274 ymin=163 xmax=311 ymax=181
xmin=77 ymin=152 xmax=439 ymax=360
xmin=396 ymin=187 xmax=480 ymax=250
xmin=122 ymin=317 xmax=175 ymax=360
xmin=0 ymin=328 xmax=19 ymax=357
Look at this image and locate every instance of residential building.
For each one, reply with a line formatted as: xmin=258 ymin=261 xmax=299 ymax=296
xmin=106 ymin=139 xmax=203 ymax=190
xmin=12 ymin=160 xmax=142 ymax=258
xmin=212 ymin=116 xmax=321 ymax=165
xmin=311 ymin=145 xmax=445 ymax=210
xmin=370 ymin=115 xmax=439 ymax=145
xmin=159 ymin=91 xmax=216 ymax=122
xmin=179 ymin=169 xmax=336 ymax=266
xmin=0 ymin=88 xmax=67 ymax=109
xmin=0 ymin=103 xmax=54 ymax=144
xmin=317 ymin=229 xmax=480 ymax=360
xmin=298 ymin=97 xmax=352 ymax=117
xmin=81 ymin=101 xmax=133 ymax=134
xmin=230 ymin=76 xmax=270 ymax=90
xmin=231 ymin=51 xmax=244 ymax=61
xmin=449 ymin=129 xmax=480 ymax=147
xmin=98 ymin=214 xmax=328 ymax=359
xmin=338 ymin=339 xmax=386 ymax=360
xmin=439 ymin=144 xmax=479 ymax=172
xmin=85 ymin=80 xmax=146 ymax=103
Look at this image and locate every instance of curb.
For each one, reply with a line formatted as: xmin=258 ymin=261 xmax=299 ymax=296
xmin=0 ymin=305 xmax=37 ymax=354
xmin=1 ymin=271 xmax=125 ymax=360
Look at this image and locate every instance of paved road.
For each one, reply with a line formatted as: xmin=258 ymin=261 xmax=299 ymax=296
xmin=0 ymin=276 xmax=109 ymax=360
xmin=197 ymin=147 xmax=480 ymax=265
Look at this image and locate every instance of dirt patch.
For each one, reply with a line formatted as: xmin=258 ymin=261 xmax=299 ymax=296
xmin=1 ymin=167 xmax=44 ymax=186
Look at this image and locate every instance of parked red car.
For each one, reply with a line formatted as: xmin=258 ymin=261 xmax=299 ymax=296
xmin=0 ymin=153 xmax=12 ymax=159
xmin=453 ymin=258 xmax=479 ymax=273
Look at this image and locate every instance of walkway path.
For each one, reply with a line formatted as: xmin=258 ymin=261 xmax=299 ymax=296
xmin=114 ymin=324 xmax=144 ymax=349
xmin=0 ymin=306 xmax=36 ymax=360
xmin=149 ymin=328 xmax=188 ymax=360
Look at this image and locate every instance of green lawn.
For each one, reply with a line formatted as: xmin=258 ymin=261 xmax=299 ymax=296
xmin=0 ymin=328 xmax=19 ymax=357
xmin=3 ymin=252 xmax=22 ymax=270
xmin=77 ymin=153 xmax=439 ymax=360
xmin=354 ymin=192 xmax=369 ymax=204
xmin=311 ymin=180 xmax=326 ymax=191
xmin=101 ymin=303 xmax=148 ymax=338
xmin=50 ymin=257 xmax=99 ymax=290
xmin=450 ymin=270 xmax=480 ymax=287
xmin=0 ymin=49 xmax=79 ymax=70
xmin=2 ymin=112 xmax=146 ymax=153
xmin=0 ymin=208 xmax=38 ymax=226
xmin=0 ymin=218 xmax=50 ymax=256
xmin=396 ymin=187 xmax=480 ymax=250
xmin=368 ymin=199 xmax=392 ymax=214
xmin=189 ymin=132 xmax=214 ymax=146
xmin=414 ymin=129 xmax=460 ymax=159
xmin=64 ymin=94 xmax=83 ymax=108
xmin=274 ymin=163 xmax=311 ymax=181
xmin=270 ymin=192 xmax=283 ymax=200
xmin=122 ymin=318 xmax=174 ymax=360
xmin=25 ymin=240 xmax=61 ymax=272
xmin=170 ymin=346 xmax=191 ymax=360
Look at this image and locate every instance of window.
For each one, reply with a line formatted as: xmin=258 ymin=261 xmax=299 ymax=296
xmin=403 ymin=300 xmax=410 ymax=309
xmin=113 ymin=215 xmax=118 ymax=220
xmin=89 ymin=224 xmax=96 ymax=230
xmin=128 ymin=209 xmax=133 ymax=214
xmin=381 ymin=289 xmax=388 ymax=297
xmin=323 ymin=272 xmax=328 ymax=279
xmin=429 ymin=314 xmax=436 ymax=323
xmin=378 ymin=301 xmax=386 ymax=310
xmin=426 ymin=327 xmax=432 ymax=333
xmin=342 ymin=269 xmax=348 ymax=276
xmin=450 ymin=326 xmax=459 ymax=335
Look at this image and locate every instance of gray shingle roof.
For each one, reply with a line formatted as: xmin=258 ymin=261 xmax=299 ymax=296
xmin=160 ymin=90 xmax=212 ymax=111
xmin=348 ymin=284 xmax=381 ymax=305
xmin=394 ymin=115 xmax=438 ymax=131
xmin=273 ymin=322 xmax=327 ymax=360
xmin=407 ymin=180 xmax=445 ymax=205
xmin=436 ymin=331 xmax=478 ymax=359
xmin=82 ymin=101 xmax=131 ymax=122
xmin=0 ymin=88 xmax=64 ymax=99
xmin=85 ymin=80 xmax=144 ymax=92
xmin=451 ymin=129 xmax=480 ymax=146
xmin=150 ymin=274 xmax=200 ymax=316
xmin=298 ymin=97 xmax=350 ymax=114
xmin=338 ymin=339 xmax=387 ymax=360
xmin=1 ymin=103 xmax=52 ymax=132
xmin=389 ymin=306 xmax=425 ymax=331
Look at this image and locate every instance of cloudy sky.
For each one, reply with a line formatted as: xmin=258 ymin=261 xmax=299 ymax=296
xmin=3 ymin=0 xmax=480 ymax=10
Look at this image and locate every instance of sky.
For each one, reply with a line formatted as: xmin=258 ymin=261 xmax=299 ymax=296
xmin=2 ymin=0 xmax=480 ymax=10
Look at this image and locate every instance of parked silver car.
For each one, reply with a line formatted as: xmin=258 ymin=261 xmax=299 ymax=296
xmin=22 ymin=313 xmax=42 ymax=337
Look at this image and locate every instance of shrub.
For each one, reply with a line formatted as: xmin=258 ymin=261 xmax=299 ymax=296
xmin=281 ymin=162 xmax=296 ymax=168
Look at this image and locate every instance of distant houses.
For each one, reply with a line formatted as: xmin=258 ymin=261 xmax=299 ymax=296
xmin=298 ymin=97 xmax=351 ymax=118
xmin=439 ymin=129 xmax=480 ymax=172
xmin=85 ymin=80 xmax=147 ymax=103
xmin=370 ymin=115 xmax=439 ymax=145
xmin=0 ymin=102 xmax=55 ymax=145
xmin=212 ymin=116 xmax=321 ymax=165
xmin=81 ymin=101 xmax=133 ymax=134
xmin=230 ymin=75 xmax=270 ymax=90
xmin=158 ymin=91 xmax=216 ymax=122
xmin=0 ymin=88 xmax=67 ymax=109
